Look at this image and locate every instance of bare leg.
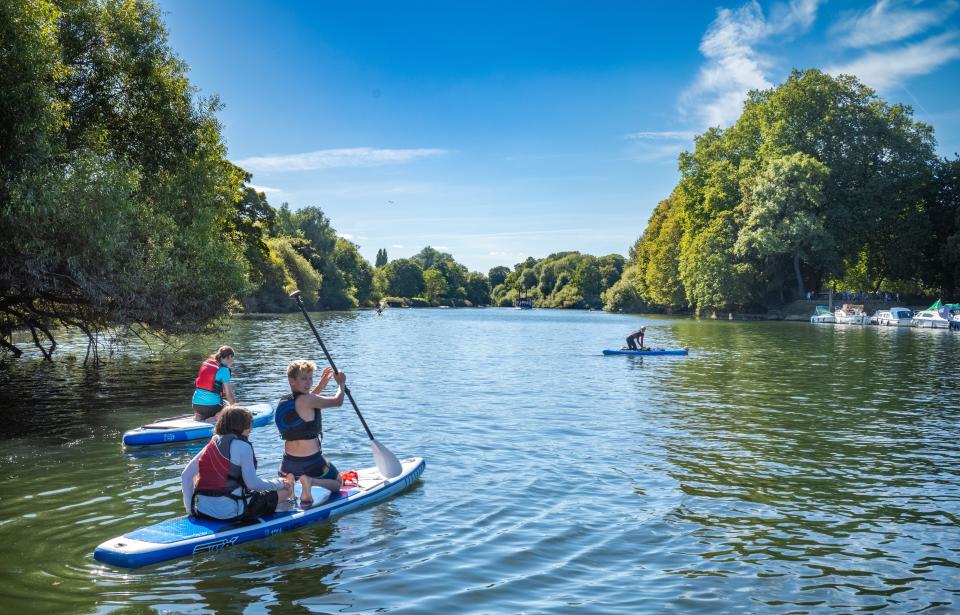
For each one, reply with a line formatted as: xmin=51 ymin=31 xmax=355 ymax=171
xmin=299 ymin=475 xmax=313 ymax=506
xmin=281 ymin=473 xmax=295 ymax=501
xmin=310 ymin=476 xmax=343 ymax=493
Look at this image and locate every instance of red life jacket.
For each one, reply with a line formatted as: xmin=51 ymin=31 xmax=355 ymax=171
xmin=193 ymin=434 xmax=257 ymax=504
xmin=195 ymin=358 xmax=226 ymax=396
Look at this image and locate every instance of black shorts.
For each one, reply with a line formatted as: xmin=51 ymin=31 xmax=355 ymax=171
xmin=280 ymin=451 xmax=339 ymax=481
xmin=193 ymin=403 xmax=222 ymax=420
xmin=242 ymin=490 xmax=279 ymax=520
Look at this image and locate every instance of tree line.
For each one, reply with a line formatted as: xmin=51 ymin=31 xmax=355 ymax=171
xmin=605 ymin=69 xmax=960 ymax=315
xmin=0 ymin=0 xmax=626 ymax=359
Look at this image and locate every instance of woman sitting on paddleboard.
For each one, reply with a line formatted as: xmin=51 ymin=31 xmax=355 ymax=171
xmin=181 ymin=405 xmax=294 ymax=521
xmin=192 ymin=346 xmax=237 ymax=422
xmin=276 ymin=360 xmax=346 ymax=506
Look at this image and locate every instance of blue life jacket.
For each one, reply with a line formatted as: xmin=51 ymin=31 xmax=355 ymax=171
xmin=275 ymin=393 xmax=322 ymax=444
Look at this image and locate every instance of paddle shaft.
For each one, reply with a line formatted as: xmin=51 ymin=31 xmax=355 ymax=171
xmin=291 ymin=293 xmax=376 ymax=441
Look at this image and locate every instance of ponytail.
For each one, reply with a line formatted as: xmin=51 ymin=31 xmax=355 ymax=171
xmin=214 ymin=345 xmax=235 ymax=363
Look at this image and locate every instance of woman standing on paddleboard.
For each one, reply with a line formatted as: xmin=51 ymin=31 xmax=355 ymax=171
xmin=192 ymin=346 xmax=237 ymax=422
xmin=275 ymin=360 xmax=346 ymax=506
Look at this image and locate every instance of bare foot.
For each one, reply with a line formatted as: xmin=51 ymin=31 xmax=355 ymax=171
xmin=299 ymin=476 xmax=313 ymax=507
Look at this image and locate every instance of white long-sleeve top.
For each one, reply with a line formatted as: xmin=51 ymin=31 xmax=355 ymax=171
xmin=181 ymin=437 xmax=285 ymax=518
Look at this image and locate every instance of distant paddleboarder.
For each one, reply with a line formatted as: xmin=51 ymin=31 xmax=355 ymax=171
xmin=626 ymin=326 xmax=646 ymax=351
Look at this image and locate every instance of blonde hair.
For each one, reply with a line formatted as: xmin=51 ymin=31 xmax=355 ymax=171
xmin=287 ymin=360 xmax=317 ymax=380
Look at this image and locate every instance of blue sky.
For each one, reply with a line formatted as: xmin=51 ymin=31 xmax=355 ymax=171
xmin=157 ymin=0 xmax=960 ymax=273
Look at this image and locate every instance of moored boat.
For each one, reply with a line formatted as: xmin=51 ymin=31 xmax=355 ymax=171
xmin=872 ymin=307 xmax=914 ymax=326
xmin=810 ymin=306 xmax=836 ymax=324
xmin=913 ymin=309 xmax=951 ymax=328
xmin=834 ymin=304 xmax=869 ymax=325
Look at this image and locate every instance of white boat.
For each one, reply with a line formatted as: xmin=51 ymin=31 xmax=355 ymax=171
xmin=834 ymin=304 xmax=869 ymax=325
xmin=872 ymin=307 xmax=914 ymax=326
xmin=810 ymin=306 xmax=836 ymax=324
xmin=912 ymin=309 xmax=951 ymax=328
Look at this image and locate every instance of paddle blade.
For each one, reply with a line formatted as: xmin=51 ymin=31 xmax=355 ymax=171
xmin=371 ymin=438 xmax=403 ymax=478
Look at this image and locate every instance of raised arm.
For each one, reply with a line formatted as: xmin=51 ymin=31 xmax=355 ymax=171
xmin=311 ymin=367 xmax=334 ymax=395
xmin=301 ymin=371 xmax=346 ymax=410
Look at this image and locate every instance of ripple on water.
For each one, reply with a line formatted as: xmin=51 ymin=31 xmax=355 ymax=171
xmin=0 ymin=310 xmax=958 ymax=613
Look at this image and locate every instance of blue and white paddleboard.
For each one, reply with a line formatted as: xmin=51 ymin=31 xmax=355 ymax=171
xmin=94 ymin=457 xmax=425 ymax=568
xmin=121 ymin=402 xmax=275 ymax=446
xmin=602 ymin=348 xmax=689 ymax=356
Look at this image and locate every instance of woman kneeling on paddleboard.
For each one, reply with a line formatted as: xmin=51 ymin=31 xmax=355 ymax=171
xmin=626 ymin=326 xmax=646 ymax=350
xmin=276 ymin=360 xmax=346 ymax=506
xmin=192 ymin=346 xmax=237 ymax=422
xmin=181 ymin=406 xmax=294 ymax=521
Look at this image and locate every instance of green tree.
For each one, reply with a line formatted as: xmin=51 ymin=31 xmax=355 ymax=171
xmin=679 ymin=213 xmax=756 ymax=313
xmin=488 ymin=266 xmax=510 ymax=288
xmin=266 ymin=237 xmax=322 ymax=309
xmin=334 ymin=238 xmax=374 ymax=307
xmin=734 ymin=153 xmax=831 ymax=299
xmin=0 ymin=0 xmax=249 ymax=359
xmin=423 ymin=268 xmax=448 ymax=302
xmin=375 ymin=248 xmax=388 ymax=267
xmin=465 ymin=272 xmax=491 ymax=306
xmin=627 ymin=69 xmax=941 ymax=313
xmin=384 ymin=259 xmax=425 ymax=298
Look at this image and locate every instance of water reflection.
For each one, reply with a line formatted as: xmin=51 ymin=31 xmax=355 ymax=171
xmin=0 ymin=311 xmax=957 ymax=612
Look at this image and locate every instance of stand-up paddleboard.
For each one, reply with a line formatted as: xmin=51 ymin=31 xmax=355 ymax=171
xmin=121 ymin=402 xmax=275 ymax=446
xmin=603 ymin=348 xmax=689 ymax=356
xmin=94 ymin=457 xmax=424 ymax=568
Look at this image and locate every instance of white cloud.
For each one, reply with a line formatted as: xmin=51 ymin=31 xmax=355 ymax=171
xmin=828 ymin=32 xmax=960 ymax=89
xmin=624 ymin=131 xmax=696 ymax=162
xmin=624 ymin=131 xmax=698 ymax=140
xmin=235 ymin=147 xmax=447 ymax=173
xmin=832 ymin=0 xmax=957 ymax=48
xmin=682 ymin=0 xmax=823 ymax=128
xmin=392 ymin=244 xmax=405 ymax=249
xmin=338 ymin=232 xmax=354 ymax=241
xmin=246 ymin=183 xmax=282 ymax=194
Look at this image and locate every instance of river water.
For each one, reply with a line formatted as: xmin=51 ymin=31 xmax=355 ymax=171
xmin=0 ymin=308 xmax=958 ymax=613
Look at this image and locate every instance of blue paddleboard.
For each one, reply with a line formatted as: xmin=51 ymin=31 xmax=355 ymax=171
xmin=121 ymin=402 xmax=275 ymax=446
xmin=602 ymin=348 xmax=689 ymax=356
xmin=94 ymin=457 xmax=425 ymax=568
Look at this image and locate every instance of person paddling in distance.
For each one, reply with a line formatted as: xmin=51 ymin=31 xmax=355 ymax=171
xmin=192 ymin=346 xmax=237 ymax=422
xmin=276 ymin=360 xmax=347 ymax=507
xmin=181 ymin=405 xmax=294 ymax=522
xmin=625 ymin=326 xmax=647 ymax=351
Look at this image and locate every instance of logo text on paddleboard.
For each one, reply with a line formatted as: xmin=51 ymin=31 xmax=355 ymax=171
xmin=193 ymin=536 xmax=238 ymax=554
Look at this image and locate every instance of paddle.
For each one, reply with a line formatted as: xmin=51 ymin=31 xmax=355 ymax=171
xmin=289 ymin=290 xmax=403 ymax=479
